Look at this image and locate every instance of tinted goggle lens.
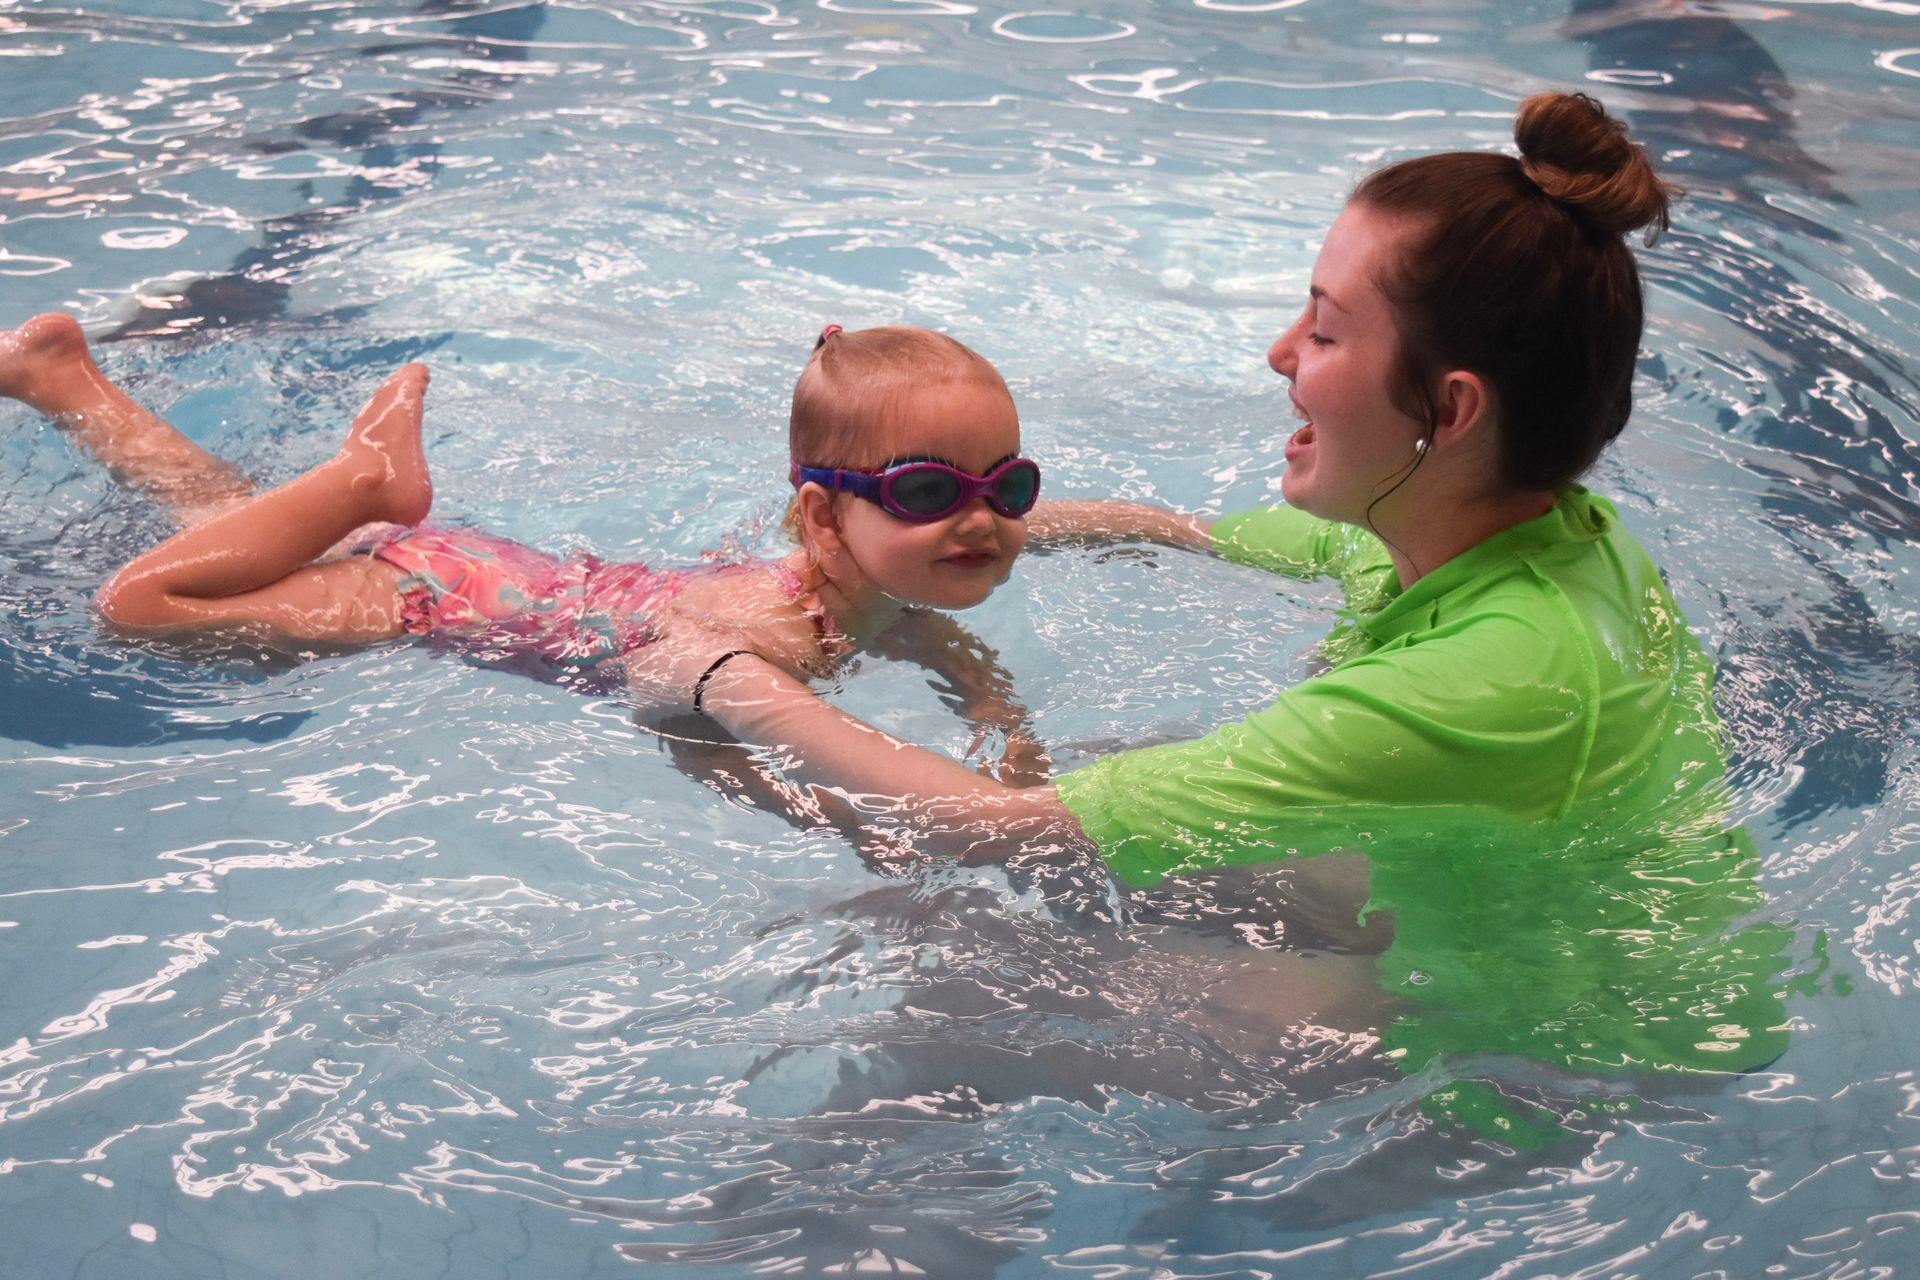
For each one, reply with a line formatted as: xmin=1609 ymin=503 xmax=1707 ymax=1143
xmin=888 ymin=467 xmax=965 ymax=516
xmin=990 ymin=460 xmax=1039 ymax=513
xmin=882 ymin=459 xmax=1040 ymax=520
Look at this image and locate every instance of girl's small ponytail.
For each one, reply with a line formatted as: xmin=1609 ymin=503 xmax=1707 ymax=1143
xmin=813 ymin=323 xmax=843 ymax=351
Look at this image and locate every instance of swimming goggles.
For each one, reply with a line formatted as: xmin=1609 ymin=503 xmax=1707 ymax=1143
xmin=789 ymin=456 xmax=1041 ymax=522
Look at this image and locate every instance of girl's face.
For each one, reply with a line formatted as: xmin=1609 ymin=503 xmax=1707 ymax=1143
xmin=831 ymin=379 xmax=1029 ymax=611
xmin=1268 ymin=202 xmax=1430 ymax=525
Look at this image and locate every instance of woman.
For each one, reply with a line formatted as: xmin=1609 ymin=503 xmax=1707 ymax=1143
xmin=637 ymin=93 xmax=1787 ymax=1077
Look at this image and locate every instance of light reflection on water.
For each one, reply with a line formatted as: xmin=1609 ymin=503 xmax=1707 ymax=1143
xmin=4 ymin=1 xmax=1920 ymax=1276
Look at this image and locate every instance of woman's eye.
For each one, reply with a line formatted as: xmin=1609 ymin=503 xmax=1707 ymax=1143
xmin=1308 ymin=332 xmax=1333 ymax=347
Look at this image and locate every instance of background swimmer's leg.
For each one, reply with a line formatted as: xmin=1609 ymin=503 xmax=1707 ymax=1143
xmin=94 ymin=364 xmax=432 ymax=643
xmin=0 ymin=312 xmax=254 ymax=526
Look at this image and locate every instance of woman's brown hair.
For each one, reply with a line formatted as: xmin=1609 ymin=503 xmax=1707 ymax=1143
xmin=1353 ymin=92 xmax=1681 ymax=491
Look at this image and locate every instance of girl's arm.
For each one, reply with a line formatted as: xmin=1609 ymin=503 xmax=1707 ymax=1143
xmin=1024 ymin=499 xmax=1214 ymax=550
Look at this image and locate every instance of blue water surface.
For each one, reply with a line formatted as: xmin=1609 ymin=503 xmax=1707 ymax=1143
xmin=3 ymin=1 xmax=1919 ymax=1277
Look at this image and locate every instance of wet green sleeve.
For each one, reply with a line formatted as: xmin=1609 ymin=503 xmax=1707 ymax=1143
xmin=1210 ymin=504 xmax=1377 ymax=580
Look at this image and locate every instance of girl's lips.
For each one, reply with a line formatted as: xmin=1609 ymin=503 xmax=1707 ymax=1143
xmin=942 ymin=551 xmax=997 ymax=569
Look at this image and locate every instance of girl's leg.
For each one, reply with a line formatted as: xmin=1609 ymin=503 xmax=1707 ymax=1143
xmin=95 ymin=364 xmax=434 ymax=643
xmin=0 ymin=312 xmax=253 ymax=525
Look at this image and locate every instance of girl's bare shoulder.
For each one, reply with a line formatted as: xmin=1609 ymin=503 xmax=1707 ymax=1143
xmin=662 ymin=558 xmax=830 ymax=672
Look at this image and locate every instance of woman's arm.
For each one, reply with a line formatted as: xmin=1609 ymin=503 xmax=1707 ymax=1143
xmin=1024 ymin=499 xmax=1214 ymax=550
xmin=643 ymin=647 xmax=1079 ymax=860
xmin=659 ymin=727 xmax=935 ymax=873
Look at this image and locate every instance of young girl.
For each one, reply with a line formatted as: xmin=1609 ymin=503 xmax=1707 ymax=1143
xmin=0 ymin=316 xmax=1039 ymax=704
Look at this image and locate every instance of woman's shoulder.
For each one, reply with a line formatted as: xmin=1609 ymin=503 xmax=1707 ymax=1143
xmin=1379 ymin=490 xmax=1705 ymax=719
xmin=1405 ymin=488 xmax=1655 ymax=610
xmin=1491 ymin=488 xmax=1677 ymax=636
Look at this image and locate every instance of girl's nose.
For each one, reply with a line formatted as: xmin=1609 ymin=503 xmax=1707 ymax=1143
xmin=952 ymin=496 xmax=998 ymax=532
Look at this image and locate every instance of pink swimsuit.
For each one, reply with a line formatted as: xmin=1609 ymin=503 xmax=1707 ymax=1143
xmin=361 ymin=525 xmax=842 ymax=668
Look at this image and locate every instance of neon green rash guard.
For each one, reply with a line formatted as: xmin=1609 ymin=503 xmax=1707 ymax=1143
xmin=1055 ymin=487 xmax=1788 ymax=1075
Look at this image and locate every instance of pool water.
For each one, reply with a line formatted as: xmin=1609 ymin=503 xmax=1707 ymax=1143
xmin=4 ymin=1 xmax=1919 ymax=1276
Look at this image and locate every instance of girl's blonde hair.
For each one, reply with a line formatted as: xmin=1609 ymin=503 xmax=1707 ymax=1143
xmin=783 ymin=325 xmax=1012 ymax=539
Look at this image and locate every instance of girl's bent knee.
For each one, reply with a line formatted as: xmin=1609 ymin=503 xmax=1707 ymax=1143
xmin=93 ymin=576 xmax=172 ymax=629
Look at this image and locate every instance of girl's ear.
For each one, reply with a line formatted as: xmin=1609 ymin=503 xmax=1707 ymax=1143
xmin=795 ymin=482 xmax=848 ymax=556
xmin=795 ymin=482 xmax=867 ymax=594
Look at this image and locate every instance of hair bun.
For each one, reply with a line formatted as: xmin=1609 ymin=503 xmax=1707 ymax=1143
xmin=1515 ymin=92 xmax=1680 ymax=244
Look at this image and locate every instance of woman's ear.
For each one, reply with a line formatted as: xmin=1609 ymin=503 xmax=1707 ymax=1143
xmin=1430 ymin=369 xmax=1493 ymax=451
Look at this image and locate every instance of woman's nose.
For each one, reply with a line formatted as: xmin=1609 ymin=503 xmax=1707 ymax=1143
xmin=1268 ymin=322 xmax=1298 ymax=377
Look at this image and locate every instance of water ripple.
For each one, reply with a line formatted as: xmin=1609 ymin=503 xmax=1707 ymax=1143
xmin=992 ymin=12 xmax=1137 ymax=44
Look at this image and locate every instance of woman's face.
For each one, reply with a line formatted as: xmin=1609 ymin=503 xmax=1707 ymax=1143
xmin=1268 ymin=202 xmax=1430 ymax=525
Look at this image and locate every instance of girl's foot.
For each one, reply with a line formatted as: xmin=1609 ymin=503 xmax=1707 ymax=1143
xmin=340 ymin=363 xmax=432 ymax=527
xmin=2 ymin=310 xmax=254 ymax=525
xmin=0 ymin=312 xmax=97 ymax=412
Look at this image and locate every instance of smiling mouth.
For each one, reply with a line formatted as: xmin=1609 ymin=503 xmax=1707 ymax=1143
xmin=942 ymin=551 xmax=997 ymax=568
xmin=1286 ymin=420 xmax=1315 ymax=459
xmin=1288 ymin=395 xmax=1313 ymax=437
